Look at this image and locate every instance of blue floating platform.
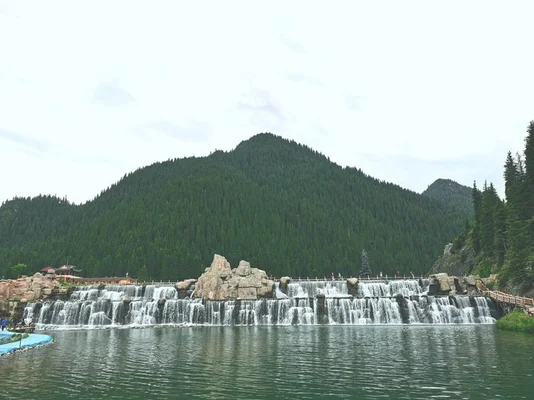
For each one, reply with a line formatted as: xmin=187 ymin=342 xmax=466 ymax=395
xmin=0 ymin=331 xmax=53 ymax=356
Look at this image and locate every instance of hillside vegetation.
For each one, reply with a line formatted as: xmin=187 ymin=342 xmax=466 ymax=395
xmin=0 ymin=133 xmax=470 ymax=281
xmin=437 ymin=121 xmax=534 ymax=296
xmin=422 ymin=178 xmax=474 ymax=221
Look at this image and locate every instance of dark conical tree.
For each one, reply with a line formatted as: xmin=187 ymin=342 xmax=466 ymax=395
xmin=136 ymin=264 xmax=150 ymax=281
xmin=472 ymin=182 xmax=482 ymax=254
xmin=479 ymin=182 xmax=500 ymax=256
xmin=360 ymin=249 xmax=372 ymax=277
xmin=493 ymin=199 xmax=506 ymax=266
xmin=524 ymin=122 xmax=534 ymax=185
xmin=504 ymin=151 xmax=519 ymax=204
xmin=524 ymin=121 xmax=534 ymax=224
xmin=503 ymin=204 xmax=530 ymax=285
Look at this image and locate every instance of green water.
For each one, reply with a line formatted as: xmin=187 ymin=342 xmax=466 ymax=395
xmin=1 ymin=325 xmax=533 ymax=399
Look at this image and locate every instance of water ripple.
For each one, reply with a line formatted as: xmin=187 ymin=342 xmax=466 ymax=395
xmin=1 ymin=325 xmax=534 ymax=399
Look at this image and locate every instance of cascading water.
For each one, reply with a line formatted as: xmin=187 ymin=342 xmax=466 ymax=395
xmin=23 ymin=279 xmax=497 ymax=329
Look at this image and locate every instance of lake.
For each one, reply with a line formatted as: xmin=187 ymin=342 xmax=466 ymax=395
xmin=1 ymin=325 xmax=533 ymax=399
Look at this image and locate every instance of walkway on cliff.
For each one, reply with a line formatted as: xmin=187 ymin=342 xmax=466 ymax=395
xmin=482 ymin=288 xmax=534 ymax=316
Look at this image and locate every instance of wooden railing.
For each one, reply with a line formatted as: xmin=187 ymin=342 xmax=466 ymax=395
xmin=484 ymin=290 xmax=534 ymax=307
xmin=282 ymin=276 xmax=425 ymax=282
xmin=134 ymin=281 xmax=176 ymax=286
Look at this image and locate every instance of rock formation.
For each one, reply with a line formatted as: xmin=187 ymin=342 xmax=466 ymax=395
xmin=175 ymin=279 xmax=196 ymax=299
xmin=346 ymin=278 xmax=359 ymax=296
xmin=194 ymin=255 xmax=274 ymax=301
xmin=428 ymin=273 xmax=483 ymax=296
xmin=0 ymin=273 xmax=61 ymax=320
xmin=0 ymin=273 xmax=60 ymax=302
xmin=431 ymin=243 xmax=476 ymax=276
xmin=279 ymin=277 xmax=291 ymax=295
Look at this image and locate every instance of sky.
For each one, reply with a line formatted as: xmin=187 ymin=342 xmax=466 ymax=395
xmin=1 ymin=1 xmax=533 ymax=204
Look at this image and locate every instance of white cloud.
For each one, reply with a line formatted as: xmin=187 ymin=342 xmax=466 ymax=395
xmin=92 ymin=80 xmax=136 ymax=107
xmin=0 ymin=0 xmax=533 ymax=203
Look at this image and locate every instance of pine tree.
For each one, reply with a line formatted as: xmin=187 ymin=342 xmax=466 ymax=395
xmin=523 ymin=121 xmax=534 ymax=243
xmin=360 ymin=249 xmax=372 ymax=277
xmin=493 ymin=199 xmax=506 ymax=266
xmin=479 ymin=182 xmax=500 ymax=255
xmin=136 ymin=264 xmax=150 ymax=282
xmin=504 ymin=151 xmax=519 ymax=203
xmin=524 ymin=121 xmax=534 ymax=202
xmin=472 ymin=182 xmax=482 ymax=254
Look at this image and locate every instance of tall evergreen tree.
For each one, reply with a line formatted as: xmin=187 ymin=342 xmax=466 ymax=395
xmin=524 ymin=121 xmax=534 ymax=228
xmin=493 ymin=199 xmax=506 ymax=266
xmin=524 ymin=121 xmax=534 ymax=189
xmin=472 ymin=182 xmax=482 ymax=254
xmin=465 ymin=121 xmax=534 ymax=292
xmin=479 ymin=183 xmax=501 ymax=256
xmin=360 ymin=249 xmax=372 ymax=277
xmin=504 ymin=151 xmax=519 ymax=203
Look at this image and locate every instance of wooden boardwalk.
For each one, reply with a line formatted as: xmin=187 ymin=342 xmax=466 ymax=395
xmin=483 ymin=289 xmax=534 ymax=316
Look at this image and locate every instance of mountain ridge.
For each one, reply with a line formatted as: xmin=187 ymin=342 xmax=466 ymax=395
xmin=422 ymin=178 xmax=474 ymax=221
xmin=0 ymin=133 xmax=471 ymax=280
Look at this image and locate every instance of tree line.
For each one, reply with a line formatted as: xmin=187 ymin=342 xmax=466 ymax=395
xmin=0 ymin=133 xmax=470 ymax=281
xmin=455 ymin=121 xmax=534 ymax=293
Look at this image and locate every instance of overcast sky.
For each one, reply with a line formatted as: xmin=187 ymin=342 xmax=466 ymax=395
xmin=1 ymin=1 xmax=533 ymax=204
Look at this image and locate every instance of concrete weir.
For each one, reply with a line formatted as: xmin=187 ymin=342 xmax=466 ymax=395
xmin=23 ymin=278 xmax=499 ymax=328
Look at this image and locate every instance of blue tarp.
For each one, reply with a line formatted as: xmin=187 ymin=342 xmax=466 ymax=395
xmin=0 ymin=331 xmax=53 ymax=355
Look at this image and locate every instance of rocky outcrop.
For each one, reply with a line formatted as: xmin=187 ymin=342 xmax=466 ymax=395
xmin=431 ymin=243 xmax=476 ymax=276
xmin=346 ymin=278 xmax=359 ymax=296
xmin=0 ymin=273 xmax=60 ymax=302
xmin=429 ymin=273 xmax=482 ymax=296
xmin=279 ymin=277 xmax=291 ymax=295
xmin=0 ymin=300 xmax=26 ymax=320
xmin=194 ymin=255 xmax=275 ymax=301
xmin=175 ymin=279 xmax=196 ymax=299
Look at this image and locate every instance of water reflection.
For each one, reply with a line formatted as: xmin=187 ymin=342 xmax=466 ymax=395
xmin=0 ymin=326 xmax=533 ymax=399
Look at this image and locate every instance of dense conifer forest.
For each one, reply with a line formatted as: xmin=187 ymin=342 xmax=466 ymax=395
xmin=0 ymin=133 xmax=470 ymax=281
xmin=422 ymin=178 xmax=474 ymax=221
xmin=448 ymin=121 xmax=534 ymax=294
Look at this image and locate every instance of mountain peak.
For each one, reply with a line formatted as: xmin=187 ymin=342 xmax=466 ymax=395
xmin=422 ymin=178 xmax=474 ymax=220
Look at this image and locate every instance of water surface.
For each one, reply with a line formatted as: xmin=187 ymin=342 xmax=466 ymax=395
xmin=1 ymin=325 xmax=533 ymax=399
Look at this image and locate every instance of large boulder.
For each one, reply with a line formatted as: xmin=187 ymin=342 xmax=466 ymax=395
xmin=431 ymin=273 xmax=452 ymax=293
xmin=346 ymin=278 xmax=359 ymax=297
xmin=175 ymin=279 xmax=197 ymax=299
xmin=194 ymin=255 xmax=275 ymax=301
xmin=464 ymin=275 xmax=478 ymax=287
xmin=430 ymin=273 xmax=472 ymax=295
xmin=235 ymin=261 xmax=251 ymax=277
xmin=279 ymin=277 xmax=291 ymax=295
xmin=175 ymin=279 xmax=197 ymax=291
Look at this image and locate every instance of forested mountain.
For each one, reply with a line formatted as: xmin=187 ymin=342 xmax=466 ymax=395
xmin=440 ymin=121 xmax=534 ymax=296
xmin=422 ymin=179 xmax=474 ymax=221
xmin=0 ymin=133 xmax=470 ymax=281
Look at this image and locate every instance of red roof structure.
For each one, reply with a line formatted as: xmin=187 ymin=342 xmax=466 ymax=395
xmin=40 ymin=265 xmax=82 ymax=276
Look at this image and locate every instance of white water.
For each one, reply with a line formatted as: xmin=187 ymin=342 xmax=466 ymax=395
xmin=358 ymin=279 xmax=429 ymax=297
xmin=23 ymin=280 xmax=497 ymax=329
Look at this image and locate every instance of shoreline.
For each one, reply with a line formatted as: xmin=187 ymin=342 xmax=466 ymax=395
xmin=0 ymin=331 xmax=54 ymax=356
